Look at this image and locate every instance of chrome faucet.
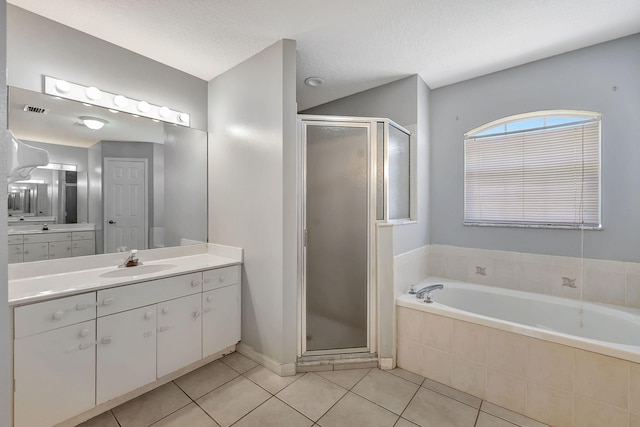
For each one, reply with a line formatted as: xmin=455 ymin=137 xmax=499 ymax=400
xmin=416 ymin=284 xmax=444 ymax=303
xmin=119 ymin=249 xmax=142 ymax=268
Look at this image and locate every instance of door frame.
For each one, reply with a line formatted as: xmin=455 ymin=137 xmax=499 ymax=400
xmin=103 ymin=157 xmax=149 ymax=253
xmin=297 ymin=115 xmax=379 ymax=357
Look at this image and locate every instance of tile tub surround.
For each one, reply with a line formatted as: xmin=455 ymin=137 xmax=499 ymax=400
xmin=397 ymin=306 xmax=640 ymax=427
xmin=79 ymin=352 xmax=548 ymax=427
xmin=424 ymin=244 xmax=640 ymax=310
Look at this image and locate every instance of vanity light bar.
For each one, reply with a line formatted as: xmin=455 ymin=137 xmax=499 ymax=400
xmin=43 ymin=76 xmax=190 ymax=127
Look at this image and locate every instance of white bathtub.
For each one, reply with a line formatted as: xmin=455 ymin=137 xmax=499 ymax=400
xmin=396 ymin=277 xmax=640 ymax=363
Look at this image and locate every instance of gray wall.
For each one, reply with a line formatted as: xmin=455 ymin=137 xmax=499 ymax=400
xmin=430 ymin=34 xmax=640 ymax=262
xmin=208 ymin=39 xmax=298 ymax=370
xmin=0 ymin=2 xmax=10 ymax=424
xmin=303 ymin=75 xmax=432 ymax=256
xmin=163 ymin=125 xmax=208 ymax=247
xmin=7 ymin=5 xmax=208 ymax=130
xmin=22 ymin=140 xmax=88 ymax=172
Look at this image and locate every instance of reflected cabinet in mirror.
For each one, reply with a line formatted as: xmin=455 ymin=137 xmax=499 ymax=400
xmin=8 ymin=86 xmax=208 ymax=262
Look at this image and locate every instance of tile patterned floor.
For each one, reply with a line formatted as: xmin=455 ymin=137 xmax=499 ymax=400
xmin=77 ymin=352 xmax=549 ymax=427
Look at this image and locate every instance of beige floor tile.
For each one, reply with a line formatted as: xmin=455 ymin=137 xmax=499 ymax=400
xmin=232 ymin=397 xmax=313 ymax=427
xmin=76 ymin=410 xmax=119 ymax=427
xmin=352 ymin=369 xmax=419 ymax=415
xmin=317 ymin=392 xmax=398 ymax=427
xmin=276 ymin=373 xmax=348 ymax=421
xmin=112 ymin=382 xmax=191 ymax=427
xmin=395 ymin=418 xmax=420 ymax=427
xmin=316 ymin=368 xmax=370 ymax=389
xmin=197 ymin=376 xmax=270 ymax=427
xmin=475 ymin=412 xmax=517 ymax=427
xmin=173 ymin=360 xmax=239 ymax=399
xmin=388 ymin=367 xmax=424 ymax=385
xmin=421 ymin=379 xmax=481 ymax=409
xmin=220 ymin=351 xmax=258 ymax=373
xmin=402 ymin=387 xmax=478 ymax=427
xmin=150 ymin=403 xmax=220 ymax=427
xmin=244 ymin=365 xmax=302 ymax=394
xmin=480 ymin=402 xmax=549 ymax=427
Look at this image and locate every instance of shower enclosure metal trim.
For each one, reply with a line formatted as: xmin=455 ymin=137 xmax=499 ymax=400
xmin=298 ymin=116 xmax=379 ymax=356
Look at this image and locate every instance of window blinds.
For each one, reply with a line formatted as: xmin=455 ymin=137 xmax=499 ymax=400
xmin=464 ymin=118 xmax=601 ymax=228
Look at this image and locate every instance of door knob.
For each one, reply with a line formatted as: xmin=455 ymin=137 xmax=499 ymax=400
xmin=108 ymin=220 xmax=116 ymax=224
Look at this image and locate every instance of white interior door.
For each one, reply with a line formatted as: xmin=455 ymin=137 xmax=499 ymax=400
xmin=104 ymin=158 xmax=148 ymax=253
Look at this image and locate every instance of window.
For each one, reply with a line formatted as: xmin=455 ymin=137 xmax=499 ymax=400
xmin=464 ymin=110 xmax=601 ymax=229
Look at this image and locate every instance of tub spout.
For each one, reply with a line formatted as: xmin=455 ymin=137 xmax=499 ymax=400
xmin=416 ymin=284 xmax=444 ymax=302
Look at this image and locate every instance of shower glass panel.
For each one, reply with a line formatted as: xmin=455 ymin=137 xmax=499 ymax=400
xmin=388 ymin=125 xmax=410 ymax=219
xmin=305 ymin=124 xmax=369 ymax=352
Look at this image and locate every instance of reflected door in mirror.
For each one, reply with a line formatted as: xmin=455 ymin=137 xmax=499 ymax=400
xmin=104 ymin=159 xmax=147 ymax=252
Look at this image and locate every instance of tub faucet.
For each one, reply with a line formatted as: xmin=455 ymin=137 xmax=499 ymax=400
xmin=416 ymin=284 xmax=444 ymax=303
xmin=119 ymin=249 xmax=142 ymax=268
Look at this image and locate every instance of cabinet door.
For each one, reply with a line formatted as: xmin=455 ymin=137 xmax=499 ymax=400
xmin=14 ymin=320 xmax=96 ymax=427
xmin=157 ymin=293 xmax=202 ymax=378
xmin=97 ymin=306 xmax=156 ymax=404
xmin=8 ymin=244 xmax=23 ymax=263
xmin=48 ymin=241 xmax=72 ymax=259
xmin=72 ymin=239 xmax=95 ymax=257
xmin=202 ymin=285 xmax=240 ymax=358
xmin=23 ymin=242 xmax=49 ymax=262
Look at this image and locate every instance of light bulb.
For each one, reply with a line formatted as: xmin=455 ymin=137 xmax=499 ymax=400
xmin=159 ymin=106 xmax=171 ymax=118
xmin=113 ymin=95 xmax=128 ymax=108
xmin=85 ymin=87 xmax=102 ymax=101
xmin=55 ymin=80 xmax=71 ymax=93
xmin=137 ymin=101 xmax=150 ymax=113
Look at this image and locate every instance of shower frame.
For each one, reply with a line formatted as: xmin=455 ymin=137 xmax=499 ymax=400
xmin=296 ymin=114 xmax=411 ymax=358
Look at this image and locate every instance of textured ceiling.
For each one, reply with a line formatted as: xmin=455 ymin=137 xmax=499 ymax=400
xmin=8 ymin=0 xmax=640 ymax=110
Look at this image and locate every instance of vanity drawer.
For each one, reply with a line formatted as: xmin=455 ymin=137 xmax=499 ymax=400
xmin=97 ymin=272 xmax=203 ymax=317
xmin=72 ymin=239 xmax=95 ymax=257
xmin=72 ymin=231 xmax=95 ymax=241
xmin=203 ymin=265 xmax=240 ymax=291
xmin=15 ymin=292 xmax=97 ymax=338
xmin=8 ymin=235 xmax=24 ymax=244
xmin=23 ymin=243 xmax=49 ymax=262
xmin=24 ymin=232 xmax=72 ymax=243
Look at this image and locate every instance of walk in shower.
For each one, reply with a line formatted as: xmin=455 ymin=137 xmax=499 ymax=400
xmin=298 ymin=115 xmax=412 ymax=356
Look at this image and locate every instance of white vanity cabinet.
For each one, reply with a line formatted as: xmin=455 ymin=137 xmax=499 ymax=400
xmin=12 ymin=263 xmax=241 ymax=427
xmin=97 ymin=306 xmax=157 ymax=404
xmin=202 ymin=266 xmax=241 ymax=358
xmin=157 ymin=293 xmax=203 ymax=377
xmin=13 ymin=293 xmax=97 ymax=427
xmin=8 ymin=230 xmax=96 ymax=263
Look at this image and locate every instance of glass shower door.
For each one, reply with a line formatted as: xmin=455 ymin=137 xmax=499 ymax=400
xmin=304 ymin=123 xmax=369 ymax=352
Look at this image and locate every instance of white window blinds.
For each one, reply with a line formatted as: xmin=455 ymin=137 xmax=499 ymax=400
xmin=464 ymin=115 xmax=601 ymax=228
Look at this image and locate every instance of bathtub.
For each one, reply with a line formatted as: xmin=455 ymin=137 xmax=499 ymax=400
xmin=396 ymin=277 xmax=640 ymax=426
xmin=397 ymin=277 xmax=640 ymax=362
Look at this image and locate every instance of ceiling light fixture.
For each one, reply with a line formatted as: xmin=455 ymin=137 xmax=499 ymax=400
xmin=304 ymin=77 xmax=325 ymax=87
xmin=80 ymin=116 xmax=107 ymax=130
xmin=44 ymin=76 xmax=191 ymax=127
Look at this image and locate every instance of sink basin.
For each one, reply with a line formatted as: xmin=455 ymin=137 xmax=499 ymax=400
xmin=99 ymin=264 xmax=177 ymax=278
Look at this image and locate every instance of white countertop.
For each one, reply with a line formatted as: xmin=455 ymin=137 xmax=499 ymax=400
xmin=8 ymin=223 xmax=96 ymax=235
xmin=9 ymin=243 xmax=242 ymax=306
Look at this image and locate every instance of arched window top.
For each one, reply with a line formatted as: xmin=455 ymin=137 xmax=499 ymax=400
xmin=466 ymin=110 xmax=601 ymax=139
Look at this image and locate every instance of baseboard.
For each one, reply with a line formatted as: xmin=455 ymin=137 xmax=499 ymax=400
xmin=379 ymin=357 xmax=394 ymax=370
xmin=236 ymin=342 xmax=297 ymax=376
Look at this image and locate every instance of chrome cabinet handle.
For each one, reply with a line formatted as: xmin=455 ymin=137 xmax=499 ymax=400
xmin=52 ymin=310 xmax=64 ymax=320
xmin=101 ymin=336 xmax=113 ymax=345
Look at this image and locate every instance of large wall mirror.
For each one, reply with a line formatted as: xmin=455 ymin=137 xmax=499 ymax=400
xmin=8 ymin=86 xmax=208 ymax=258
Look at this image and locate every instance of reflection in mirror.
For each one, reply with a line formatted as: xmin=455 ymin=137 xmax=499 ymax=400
xmin=8 ymin=86 xmax=207 ymax=261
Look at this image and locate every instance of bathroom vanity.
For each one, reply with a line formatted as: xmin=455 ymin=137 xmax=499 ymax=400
xmin=8 ymin=225 xmax=96 ymax=263
xmin=8 ymin=244 xmax=242 ymax=427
